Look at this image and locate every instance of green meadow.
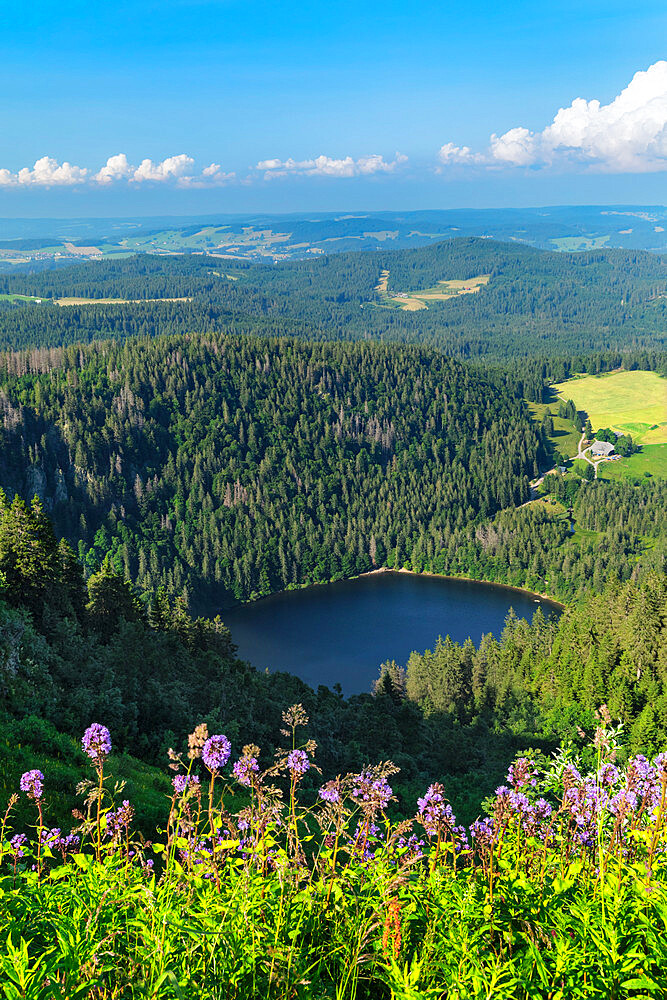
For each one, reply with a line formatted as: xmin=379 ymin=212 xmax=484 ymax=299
xmin=526 ymin=400 xmax=581 ymax=458
xmin=598 ymin=443 xmax=667 ymax=481
xmin=553 ymin=370 xmax=667 ymax=445
xmin=0 ymin=293 xmax=48 ymax=304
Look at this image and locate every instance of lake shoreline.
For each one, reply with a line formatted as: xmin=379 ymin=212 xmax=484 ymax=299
xmin=359 ymin=567 xmax=566 ymax=610
xmin=223 ymin=570 xmax=565 ymax=694
xmin=223 ymin=566 xmax=565 ymax=613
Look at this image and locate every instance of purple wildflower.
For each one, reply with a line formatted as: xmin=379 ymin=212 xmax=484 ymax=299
xmin=20 ymin=769 xmax=44 ymax=801
xmin=172 ymin=774 xmax=201 ymax=794
xmin=106 ymin=800 xmax=134 ymax=837
xmin=654 ymin=753 xmax=667 ymax=784
xmin=39 ymin=827 xmax=62 ymax=847
xmin=397 ymin=834 xmax=425 ymax=860
xmin=533 ymin=798 xmax=553 ymax=821
xmin=10 ymin=833 xmax=27 ymax=858
xmin=470 ymin=816 xmax=496 ymax=849
xmin=563 ymin=776 xmax=604 ymax=830
xmin=286 ymin=749 xmax=310 ymax=778
xmin=202 ymin=734 xmax=231 ymax=772
xmin=349 ymin=821 xmax=382 ymax=861
xmin=82 ymin=723 xmax=112 ymax=762
xmin=417 ymin=783 xmax=457 ymax=837
xmin=352 ymin=769 xmax=393 ymax=813
xmin=318 ymin=781 xmax=341 ymax=804
xmin=597 ymin=763 xmax=620 ymax=787
xmin=232 ymin=755 xmax=259 ymax=787
xmin=507 ymin=758 xmax=537 ymax=789
xmin=609 ymin=788 xmax=638 ymax=819
xmin=626 ymin=756 xmax=657 ymax=802
xmin=508 ymin=791 xmax=532 ymax=815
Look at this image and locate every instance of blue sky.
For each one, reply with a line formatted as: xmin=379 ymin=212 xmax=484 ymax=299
xmin=0 ymin=0 xmax=665 ymax=214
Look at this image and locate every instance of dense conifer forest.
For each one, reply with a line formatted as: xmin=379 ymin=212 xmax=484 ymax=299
xmin=0 ymin=238 xmax=665 ymax=362
xmin=0 ymin=333 xmax=541 ymax=607
xmin=1 ymin=491 xmax=665 ymax=832
xmin=0 ymin=238 xmax=663 ymax=822
xmin=1 ymin=235 xmax=666 ymax=996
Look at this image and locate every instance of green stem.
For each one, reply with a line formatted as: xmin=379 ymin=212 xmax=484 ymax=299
xmin=95 ymin=763 xmax=104 ymax=862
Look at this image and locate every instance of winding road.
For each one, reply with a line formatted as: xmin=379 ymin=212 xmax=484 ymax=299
xmin=528 ymin=432 xmax=609 ymax=498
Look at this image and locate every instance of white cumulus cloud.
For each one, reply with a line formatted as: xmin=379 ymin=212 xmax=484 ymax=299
xmin=178 ymin=164 xmax=237 ymax=188
xmin=540 ymin=61 xmax=667 ymax=170
xmin=0 ymin=156 xmax=89 ymax=186
xmin=438 ymin=61 xmax=667 ymax=173
xmin=437 ymin=142 xmax=483 ymax=166
xmin=0 ymin=152 xmax=238 ymax=189
xmin=257 ymin=152 xmax=407 ymax=180
xmin=132 ymin=154 xmax=195 ymax=183
xmin=94 ymin=153 xmax=134 ymax=185
xmin=489 ymin=127 xmax=537 ymax=166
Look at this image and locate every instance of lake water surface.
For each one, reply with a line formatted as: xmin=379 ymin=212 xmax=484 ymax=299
xmin=224 ymin=572 xmax=562 ymax=695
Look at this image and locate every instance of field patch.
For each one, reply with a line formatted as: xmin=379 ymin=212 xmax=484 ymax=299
xmin=377 ymin=272 xmax=489 ymax=310
xmin=526 ymin=400 xmax=580 ymax=458
xmin=0 ymin=293 xmax=48 ymax=304
xmin=553 ymin=370 xmax=667 ymax=445
xmin=375 ymin=269 xmax=389 ymax=294
xmin=597 ymin=444 xmax=667 ymax=481
xmin=56 ymin=296 xmax=192 ymax=306
xmin=550 ymin=235 xmax=611 ymax=251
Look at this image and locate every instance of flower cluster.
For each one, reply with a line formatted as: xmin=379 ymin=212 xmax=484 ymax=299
xmin=352 ymin=768 xmax=393 ymax=814
xmin=39 ymin=828 xmax=80 ymax=856
xmin=172 ymin=774 xmax=201 ymax=795
xmin=417 ymin=784 xmax=452 ymax=835
xmin=202 ymin=734 xmax=231 ymax=773
xmin=8 ymin=716 xmax=667 ymax=888
xmin=20 ymin=770 xmax=44 ymax=801
xmin=10 ymin=833 xmax=27 ymax=859
xmin=286 ymin=749 xmax=310 ymax=778
xmin=106 ymin=800 xmax=134 ymax=837
xmin=318 ymin=780 xmax=341 ymax=804
xmin=470 ymin=817 xmax=495 ymax=850
xmin=507 ymin=758 xmax=538 ymax=790
xmin=233 ymin=754 xmax=259 ymax=787
xmin=82 ymin=723 xmax=112 ymax=763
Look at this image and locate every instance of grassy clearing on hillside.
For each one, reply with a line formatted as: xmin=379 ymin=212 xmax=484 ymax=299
xmin=550 ymin=235 xmax=611 ymax=251
xmin=56 ymin=296 xmax=192 ymax=306
xmin=0 ymin=293 xmax=47 ymax=303
xmin=597 ymin=443 xmax=667 ymax=481
xmin=376 ymin=272 xmax=490 ymax=311
xmin=553 ymin=370 xmax=667 ymax=445
xmin=526 ymin=400 xmax=580 ymax=458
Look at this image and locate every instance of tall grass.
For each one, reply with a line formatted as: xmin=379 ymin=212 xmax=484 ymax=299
xmin=2 ymin=705 xmax=667 ymax=999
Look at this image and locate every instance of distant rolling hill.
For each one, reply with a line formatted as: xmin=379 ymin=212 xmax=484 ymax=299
xmin=0 ymin=205 xmax=665 ymax=271
xmin=0 ymin=236 xmax=665 ymax=362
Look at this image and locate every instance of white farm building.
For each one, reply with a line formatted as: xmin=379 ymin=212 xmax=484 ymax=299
xmin=591 ymin=440 xmax=615 ymax=457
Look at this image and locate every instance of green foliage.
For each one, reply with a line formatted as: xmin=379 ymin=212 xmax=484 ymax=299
xmin=402 ymin=572 xmax=667 ymax=753
xmin=0 ymin=485 xmax=664 ymax=825
xmin=3 ymin=718 xmax=667 ymax=998
xmin=0 ymin=238 xmax=665 ymax=365
xmin=0 ymin=333 xmax=538 ymax=608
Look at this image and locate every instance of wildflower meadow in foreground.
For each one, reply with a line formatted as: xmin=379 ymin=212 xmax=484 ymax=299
xmin=2 ymin=706 xmax=667 ymax=999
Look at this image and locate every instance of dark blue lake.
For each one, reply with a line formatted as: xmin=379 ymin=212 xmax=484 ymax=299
xmin=224 ymin=571 xmax=562 ymax=695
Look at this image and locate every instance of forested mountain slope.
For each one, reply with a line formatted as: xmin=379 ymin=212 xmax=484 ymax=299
xmin=0 ymin=334 xmax=538 ymax=607
xmin=0 ymin=238 xmax=664 ymax=360
xmin=1 ymin=491 xmax=665 ymax=832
